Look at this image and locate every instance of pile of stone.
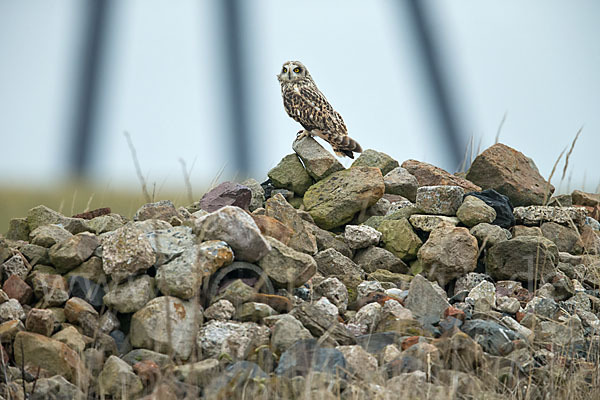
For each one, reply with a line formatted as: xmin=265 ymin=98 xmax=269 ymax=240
xmin=1 ymin=139 xmax=599 ymax=399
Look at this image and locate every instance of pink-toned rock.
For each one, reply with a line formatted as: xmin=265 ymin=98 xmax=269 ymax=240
xmin=418 ymin=226 xmax=479 ymax=287
xmin=2 ymin=275 xmax=33 ymax=305
xmin=401 ymin=159 xmax=481 ymax=192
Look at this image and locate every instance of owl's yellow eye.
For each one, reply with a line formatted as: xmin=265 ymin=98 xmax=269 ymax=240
xmin=293 ymin=67 xmax=301 ymax=73
xmin=282 ymin=67 xmax=287 ymax=73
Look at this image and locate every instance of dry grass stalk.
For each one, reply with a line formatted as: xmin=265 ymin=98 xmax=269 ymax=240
xmin=495 ymin=111 xmax=507 ymax=144
xmin=561 ymin=126 xmax=583 ymax=181
xmin=179 ymin=157 xmax=195 ymax=204
xmin=543 ymin=147 xmax=566 ymax=205
xmin=124 ymin=131 xmax=152 ymax=203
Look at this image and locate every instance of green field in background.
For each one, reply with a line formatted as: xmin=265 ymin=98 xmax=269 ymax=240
xmin=0 ymin=182 xmax=195 ymax=236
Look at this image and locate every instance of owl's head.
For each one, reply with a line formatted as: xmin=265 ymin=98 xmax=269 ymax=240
xmin=277 ymin=61 xmax=311 ymax=83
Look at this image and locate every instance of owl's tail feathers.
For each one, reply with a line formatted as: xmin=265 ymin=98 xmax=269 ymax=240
xmin=333 ymin=135 xmax=363 ymax=158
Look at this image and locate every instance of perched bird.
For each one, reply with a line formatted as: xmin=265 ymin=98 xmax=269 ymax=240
xmin=277 ymin=61 xmax=363 ymax=158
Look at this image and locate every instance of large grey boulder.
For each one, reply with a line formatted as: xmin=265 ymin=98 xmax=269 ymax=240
xmin=194 ymin=206 xmax=271 ymax=262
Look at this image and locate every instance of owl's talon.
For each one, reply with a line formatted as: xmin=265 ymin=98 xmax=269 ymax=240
xmin=295 ymin=130 xmax=310 ymax=140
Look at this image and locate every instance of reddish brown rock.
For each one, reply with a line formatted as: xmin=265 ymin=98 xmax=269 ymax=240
xmin=571 ymin=190 xmax=600 ymax=207
xmin=134 ymin=359 xmax=161 ymax=389
xmin=3 ymin=275 xmax=33 ymax=305
xmin=251 ymin=293 xmax=293 ymax=313
xmin=401 ymin=336 xmax=421 ymax=351
xmin=443 ymin=306 xmax=465 ymax=322
xmin=251 ymin=214 xmax=294 ymax=245
xmin=64 ymin=297 xmax=99 ymax=336
xmin=199 ymin=182 xmax=252 ymax=213
xmin=25 ymin=308 xmax=55 ymax=336
xmin=466 ymin=143 xmax=554 ymax=206
xmin=401 ymin=159 xmax=481 ymax=192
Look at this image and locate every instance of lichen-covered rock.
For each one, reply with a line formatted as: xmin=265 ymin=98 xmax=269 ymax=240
xmin=145 ymin=225 xmax=195 ymax=267
xmin=383 ymin=167 xmax=418 ymax=202
xmin=513 ymin=206 xmax=587 ymax=227
xmin=156 ymin=240 xmax=233 ymax=299
xmin=1 ymin=254 xmax=31 ymax=281
xmin=101 ymin=224 xmax=156 ymax=283
xmin=204 ymin=299 xmax=235 ymax=321
xmin=466 ymin=143 xmax=554 ymax=206
xmin=14 ymin=331 xmax=88 ymax=385
xmin=26 ymin=205 xmax=87 ymax=234
xmin=487 ymin=236 xmax=558 ymax=282
xmin=103 ymin=275 xmax=156 ymax=313
xmin=401 ymin=159 xmax=481 ymax=192
xmin=469 ymin=223 xmax=511 ymax=249
xmin=304 ymin=167 xmax=385 ymax=230
xmin=98 ymin=355 xmax=144 ymax=399
xmin=347 ymin=302 xmax=383 ymax=336
xmin=293 ymin=136 xmax=345 ymax=181
xmin=6 ymin=218 xmax=30 ymax=241
xmin=408 ymin=215 xmax=460 ymax=232
xmin=314 ymin=277 xmax=349 ymax=313
xmin=351 ymin=149 xmax=399 ymax=175
xmin=197 ymin=320 xmax=270 ymax=361
xmin=416 ymin=186 xmax=464 ymax=216
xmin=268 ymin=153 xmax=314 ymax=196
xmin=342 ymin=224 xmax=380 ymax=250
xmin=465 ymin=281 xmax=496 ymax=312
xmin=456 ymin=196 xmax=497 ymax=227
xmin=29 ymin=224 xmax=73 ymax=248
xmin=48 ymin=232 xmax=98 ymax=273
xmin=265 ymin=194 xmax=317 ymax=254
xmin=195 ymin=206 xmax=271 ymax=263
xmin=417 ymin=226 xmax=478 ymax=287
xmin=258 ymin=236 xmax=317 ymax=288
xmin=85 ymin=214 xmax=125 ymax=235
xmin=377 ymin=218 xmax=423 ymax=261
xmin=134 ymin=200 xmax=182 ymax=223
xmin=130 ymin=296 xmax=202 ymax=360
xmin=0 ymin=299 xmax=25 ymax=323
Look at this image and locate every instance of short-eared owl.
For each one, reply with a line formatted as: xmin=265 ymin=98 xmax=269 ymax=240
xmin=277 ymin=61 xmax=363 ymax=158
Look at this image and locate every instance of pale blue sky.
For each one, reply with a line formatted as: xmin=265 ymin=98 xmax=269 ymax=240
xmin=1 ymin=0 xmax=599 ymax=193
